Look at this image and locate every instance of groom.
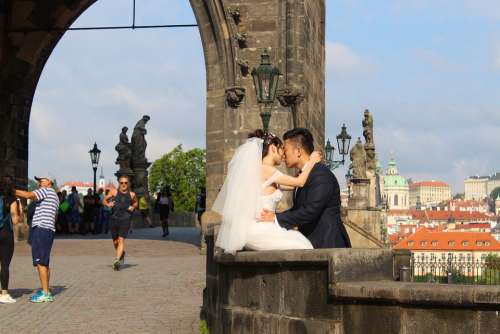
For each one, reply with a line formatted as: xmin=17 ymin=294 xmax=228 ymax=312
xmin=260 ymin=128 xmax=351 ymax=249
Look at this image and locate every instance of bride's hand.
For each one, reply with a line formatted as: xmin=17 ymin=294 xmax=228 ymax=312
xmin=310 ymin=151 xmax=323 ymax=164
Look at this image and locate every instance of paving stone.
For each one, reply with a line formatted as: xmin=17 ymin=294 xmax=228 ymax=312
xmin=2 ymin=227 xmax=205 ymax=334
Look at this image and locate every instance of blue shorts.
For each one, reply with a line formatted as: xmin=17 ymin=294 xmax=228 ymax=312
xmin=31 ymin=227 xmax=55 ymax=267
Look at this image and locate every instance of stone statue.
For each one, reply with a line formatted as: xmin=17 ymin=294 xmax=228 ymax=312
xmin=350 ymin=138 xmax=367 ymax=179
xmin=131 ymin=115 xmax=151 ymax=165
xmin=115 ymin=126 xmax=132 ymax=170
xmin=362 ymin=109 xmax=374 ymax=146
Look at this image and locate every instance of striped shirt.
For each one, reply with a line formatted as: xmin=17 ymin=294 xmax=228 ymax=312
xmin=32 ymin=187 xmax=59 ymax=231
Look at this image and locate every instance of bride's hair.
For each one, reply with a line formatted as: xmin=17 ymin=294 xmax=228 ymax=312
xmin=248 ymin=129 xmax=283 ymax=158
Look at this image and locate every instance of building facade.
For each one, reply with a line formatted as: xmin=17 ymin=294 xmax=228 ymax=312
xmin=382 ymin=157 xmax=409 ymax=210
xmin=464 ymin=173 xmax=500 ymax=200
xmin=409 ymin=181 xmax=452 ymax=208
xmin=464 ymin=176 xmax=489 ymax=200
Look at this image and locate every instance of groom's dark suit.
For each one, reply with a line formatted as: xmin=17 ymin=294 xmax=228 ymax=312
xmin=276 ymin=163 xmax=351 ymax=248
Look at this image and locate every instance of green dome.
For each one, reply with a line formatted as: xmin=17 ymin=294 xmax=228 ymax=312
xmin=384 ymin=157 xmax=408 ymax=187
xmin=384 ymin=174 xmax=408 ymax=187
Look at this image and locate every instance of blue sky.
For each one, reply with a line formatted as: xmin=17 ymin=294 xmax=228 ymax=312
xmin=30 ymin=0 xmax=500 ymax=192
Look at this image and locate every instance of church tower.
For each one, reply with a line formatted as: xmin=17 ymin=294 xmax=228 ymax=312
xmin=98 ymin=167 xmax=106 ymax=190
xmin=383 ymin=156 xmax=409 ymax=210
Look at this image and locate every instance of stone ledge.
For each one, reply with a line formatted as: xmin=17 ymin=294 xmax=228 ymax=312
xmin=330 ymin=281 xmax=500 ymax=307
xmin=216 ymin=248 xmax=395 ymax=283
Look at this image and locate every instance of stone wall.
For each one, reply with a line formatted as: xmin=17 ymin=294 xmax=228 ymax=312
xmin=203 ymin=230 xmax=500 ymax=333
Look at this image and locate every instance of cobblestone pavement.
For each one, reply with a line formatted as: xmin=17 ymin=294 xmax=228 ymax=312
xmin=1 ymin=227 xmax=205 ymax=334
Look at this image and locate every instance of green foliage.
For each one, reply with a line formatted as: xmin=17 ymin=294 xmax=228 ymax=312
xmin=27 ymin=178 xmax=38 ymax=191
xmin=199 ymin=320 xmax=210 ymax=334
xmin=491 ymin=187 xmax=500 ymax=200
xmin=453 ymin=193 xmax=465 ymax=200
xmin=149 ymin=145 xmax=206 ymax=213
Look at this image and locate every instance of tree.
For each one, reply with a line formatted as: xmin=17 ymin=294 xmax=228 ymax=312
xmin=491 ymin=187 xmax=500 ymax=201
xmin=149 ymin=145 xmax=206 ymax=213
xmin=27 ymin=178 xmax=38 ymax=191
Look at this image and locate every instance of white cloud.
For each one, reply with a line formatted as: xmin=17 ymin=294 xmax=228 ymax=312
xmin=326 ymin=42 xmax=379 ymax=77
xmin=414 ymin=49 xmax=457 ymax=70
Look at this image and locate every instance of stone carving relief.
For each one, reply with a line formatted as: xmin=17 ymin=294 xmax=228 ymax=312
xmin=225 ymin=86 xmax=246 ymax=108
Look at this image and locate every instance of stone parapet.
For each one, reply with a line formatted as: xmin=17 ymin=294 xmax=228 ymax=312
xmin=203 ymin=229 xmax=500 ymax=333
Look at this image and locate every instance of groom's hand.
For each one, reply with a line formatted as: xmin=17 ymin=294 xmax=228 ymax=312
xmin=259 ymin=209 xmax=276 ymax=222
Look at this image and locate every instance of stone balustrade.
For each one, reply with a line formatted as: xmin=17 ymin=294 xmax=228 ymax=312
xmin=202 ymin=227 xmax=500 ymax=334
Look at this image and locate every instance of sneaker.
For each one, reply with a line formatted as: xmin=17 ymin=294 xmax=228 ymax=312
xmin=30 ymin=292 xmax=54 ymax=303
xmin=113 ymin=259 xmax=121 ymax=271
xmin=0 ymin=294 xmax=16 ymax=304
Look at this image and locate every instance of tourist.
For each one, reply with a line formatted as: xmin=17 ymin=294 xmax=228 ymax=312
xmin=57 ymin=190 xmax=70 ymax=234
xmin=103 ymin=176 xmax=137 ymax=271
xmin=157 ymin=188 xmax=173 ymax=237
xmin=83 ymin=188 xmax=97 ymax=234
xmin=101 ymin=189 xmax=112 ymax=234
xmin=195 ymin=187 xmax=206 ymax=226
xmin=94 ymin=188 xmax=104 ymax=234
xmin=0 ymin=177 xmax=23 ymax=304
xmin=67 ymin=186 xmax=82 ymax=234
xmin=15 ymin=175 xmax=59 ymax=303
xmin=139 ymin=195 xmax=153 ymax=228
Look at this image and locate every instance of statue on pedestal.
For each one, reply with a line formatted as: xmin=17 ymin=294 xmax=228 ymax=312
xmin=350 ymin=138 xmax=367 ymax=180
xmin=131 ymin=115 xmax=151 ymax=166
xmin=362 ymin=109 xmax=374 ymax=146
xmin=115 ymin=127 xmax=132 ymax=172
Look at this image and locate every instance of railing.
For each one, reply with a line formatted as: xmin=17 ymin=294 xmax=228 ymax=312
xmin=408 ymin=253 xmax=500 ymax=285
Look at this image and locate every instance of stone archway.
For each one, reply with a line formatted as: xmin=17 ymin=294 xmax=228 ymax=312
xmin=0 ymin=0 xmax=326 ymax=208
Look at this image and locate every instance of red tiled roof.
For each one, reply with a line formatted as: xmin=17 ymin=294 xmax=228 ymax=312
xmin=389 ymin=209 xmax=492 ymax=221
xmin=393 ymin=229 xmax=500 ymax=251
xmin=452 ymin=223 xmax=491 ymax=230
xmin=62 ymin=182 xmax=94 ymax=187
xmin=409 ymin=181 xmax=449 ymax=189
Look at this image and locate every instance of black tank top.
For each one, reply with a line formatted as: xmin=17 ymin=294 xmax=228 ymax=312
xmin=111 ymin=191 xmax=132 ymax=222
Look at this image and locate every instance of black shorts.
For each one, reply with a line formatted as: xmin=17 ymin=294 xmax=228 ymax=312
xmin=110 ymin=219 xmax=131 ymax=240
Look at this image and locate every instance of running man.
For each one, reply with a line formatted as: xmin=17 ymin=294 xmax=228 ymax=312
xmin=103 ymin=176 xmax=137 ymax=271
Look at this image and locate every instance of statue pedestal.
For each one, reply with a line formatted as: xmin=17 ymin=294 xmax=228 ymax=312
xmin=349 ymin=178 xmax=371 ymax=210
xmin=131 ymin=160 xmax=151 ymax=199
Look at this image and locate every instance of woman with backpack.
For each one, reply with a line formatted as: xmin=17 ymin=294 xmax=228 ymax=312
xmin=157 ymin=187 xmax=174 ymax=238
xmin=0 ymin=176 xmax=23 ymax=304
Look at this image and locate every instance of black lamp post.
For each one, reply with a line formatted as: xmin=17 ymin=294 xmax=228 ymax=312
xmin=251 ymin=49 xmax=281 ymax=132
xmin=325 ymin=124 xmax=352 ymax=170
xmin=345 ymin=167 xmax=353 ymax=198
xmin=89 ymin=143 xmax=101 ymax=194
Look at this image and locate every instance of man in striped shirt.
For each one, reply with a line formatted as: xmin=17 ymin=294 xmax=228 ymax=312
xmin=16 ymin=175 xmax=59 ymax=303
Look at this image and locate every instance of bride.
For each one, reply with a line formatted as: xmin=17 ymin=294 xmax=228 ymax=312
xmin=213 ymin=130 xmax=321 ymax=254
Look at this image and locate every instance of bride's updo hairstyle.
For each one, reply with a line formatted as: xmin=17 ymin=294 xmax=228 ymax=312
xmin=248 ymin=129 xmax=283 ymax=158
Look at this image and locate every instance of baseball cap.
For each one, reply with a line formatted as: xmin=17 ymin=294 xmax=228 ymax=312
xmin=34 ymin=174 xmax=55 ymax=183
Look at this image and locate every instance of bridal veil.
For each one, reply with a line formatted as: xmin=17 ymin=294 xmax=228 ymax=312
xmin=212 ymin=138 xmax=263 ymax=254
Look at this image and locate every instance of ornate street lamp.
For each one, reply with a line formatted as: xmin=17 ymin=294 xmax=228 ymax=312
xmin=251 ymin=49 xmax=281 ymax=132
xmin=325 ymin=124 xmax=352 ymax=170
xmin=89 ymin=142 xmax=101 ymax=194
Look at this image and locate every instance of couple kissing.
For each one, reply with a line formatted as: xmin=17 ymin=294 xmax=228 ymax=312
xmin=213 ymin=128 xmax=351 ymax=254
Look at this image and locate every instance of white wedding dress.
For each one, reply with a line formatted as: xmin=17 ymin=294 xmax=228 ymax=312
xmin=245 ymin=171 xmax=313 ymax=251
xmin=213 ymin=137 xmax=313 ymax=254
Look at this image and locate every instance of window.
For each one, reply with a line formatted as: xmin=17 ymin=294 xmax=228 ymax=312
xmin=448 ymin=240 xmax=456 ymax=246
xmin=408 ymin=241 xmax=414 ymax=247
xmin=420 ymin=240 xmax=428 ymax=246
xmin=462 ymin=241 xmax=469 ymax=246
xmin=432 ymin=240 xmax=438 ymax=246
xmin=394 ymin=194 xmax=399 ymax=206
xmin=485 ymin=241 xmax=491 ymax=246
xmin=476 ymin=241 xmax=483 ymax=246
